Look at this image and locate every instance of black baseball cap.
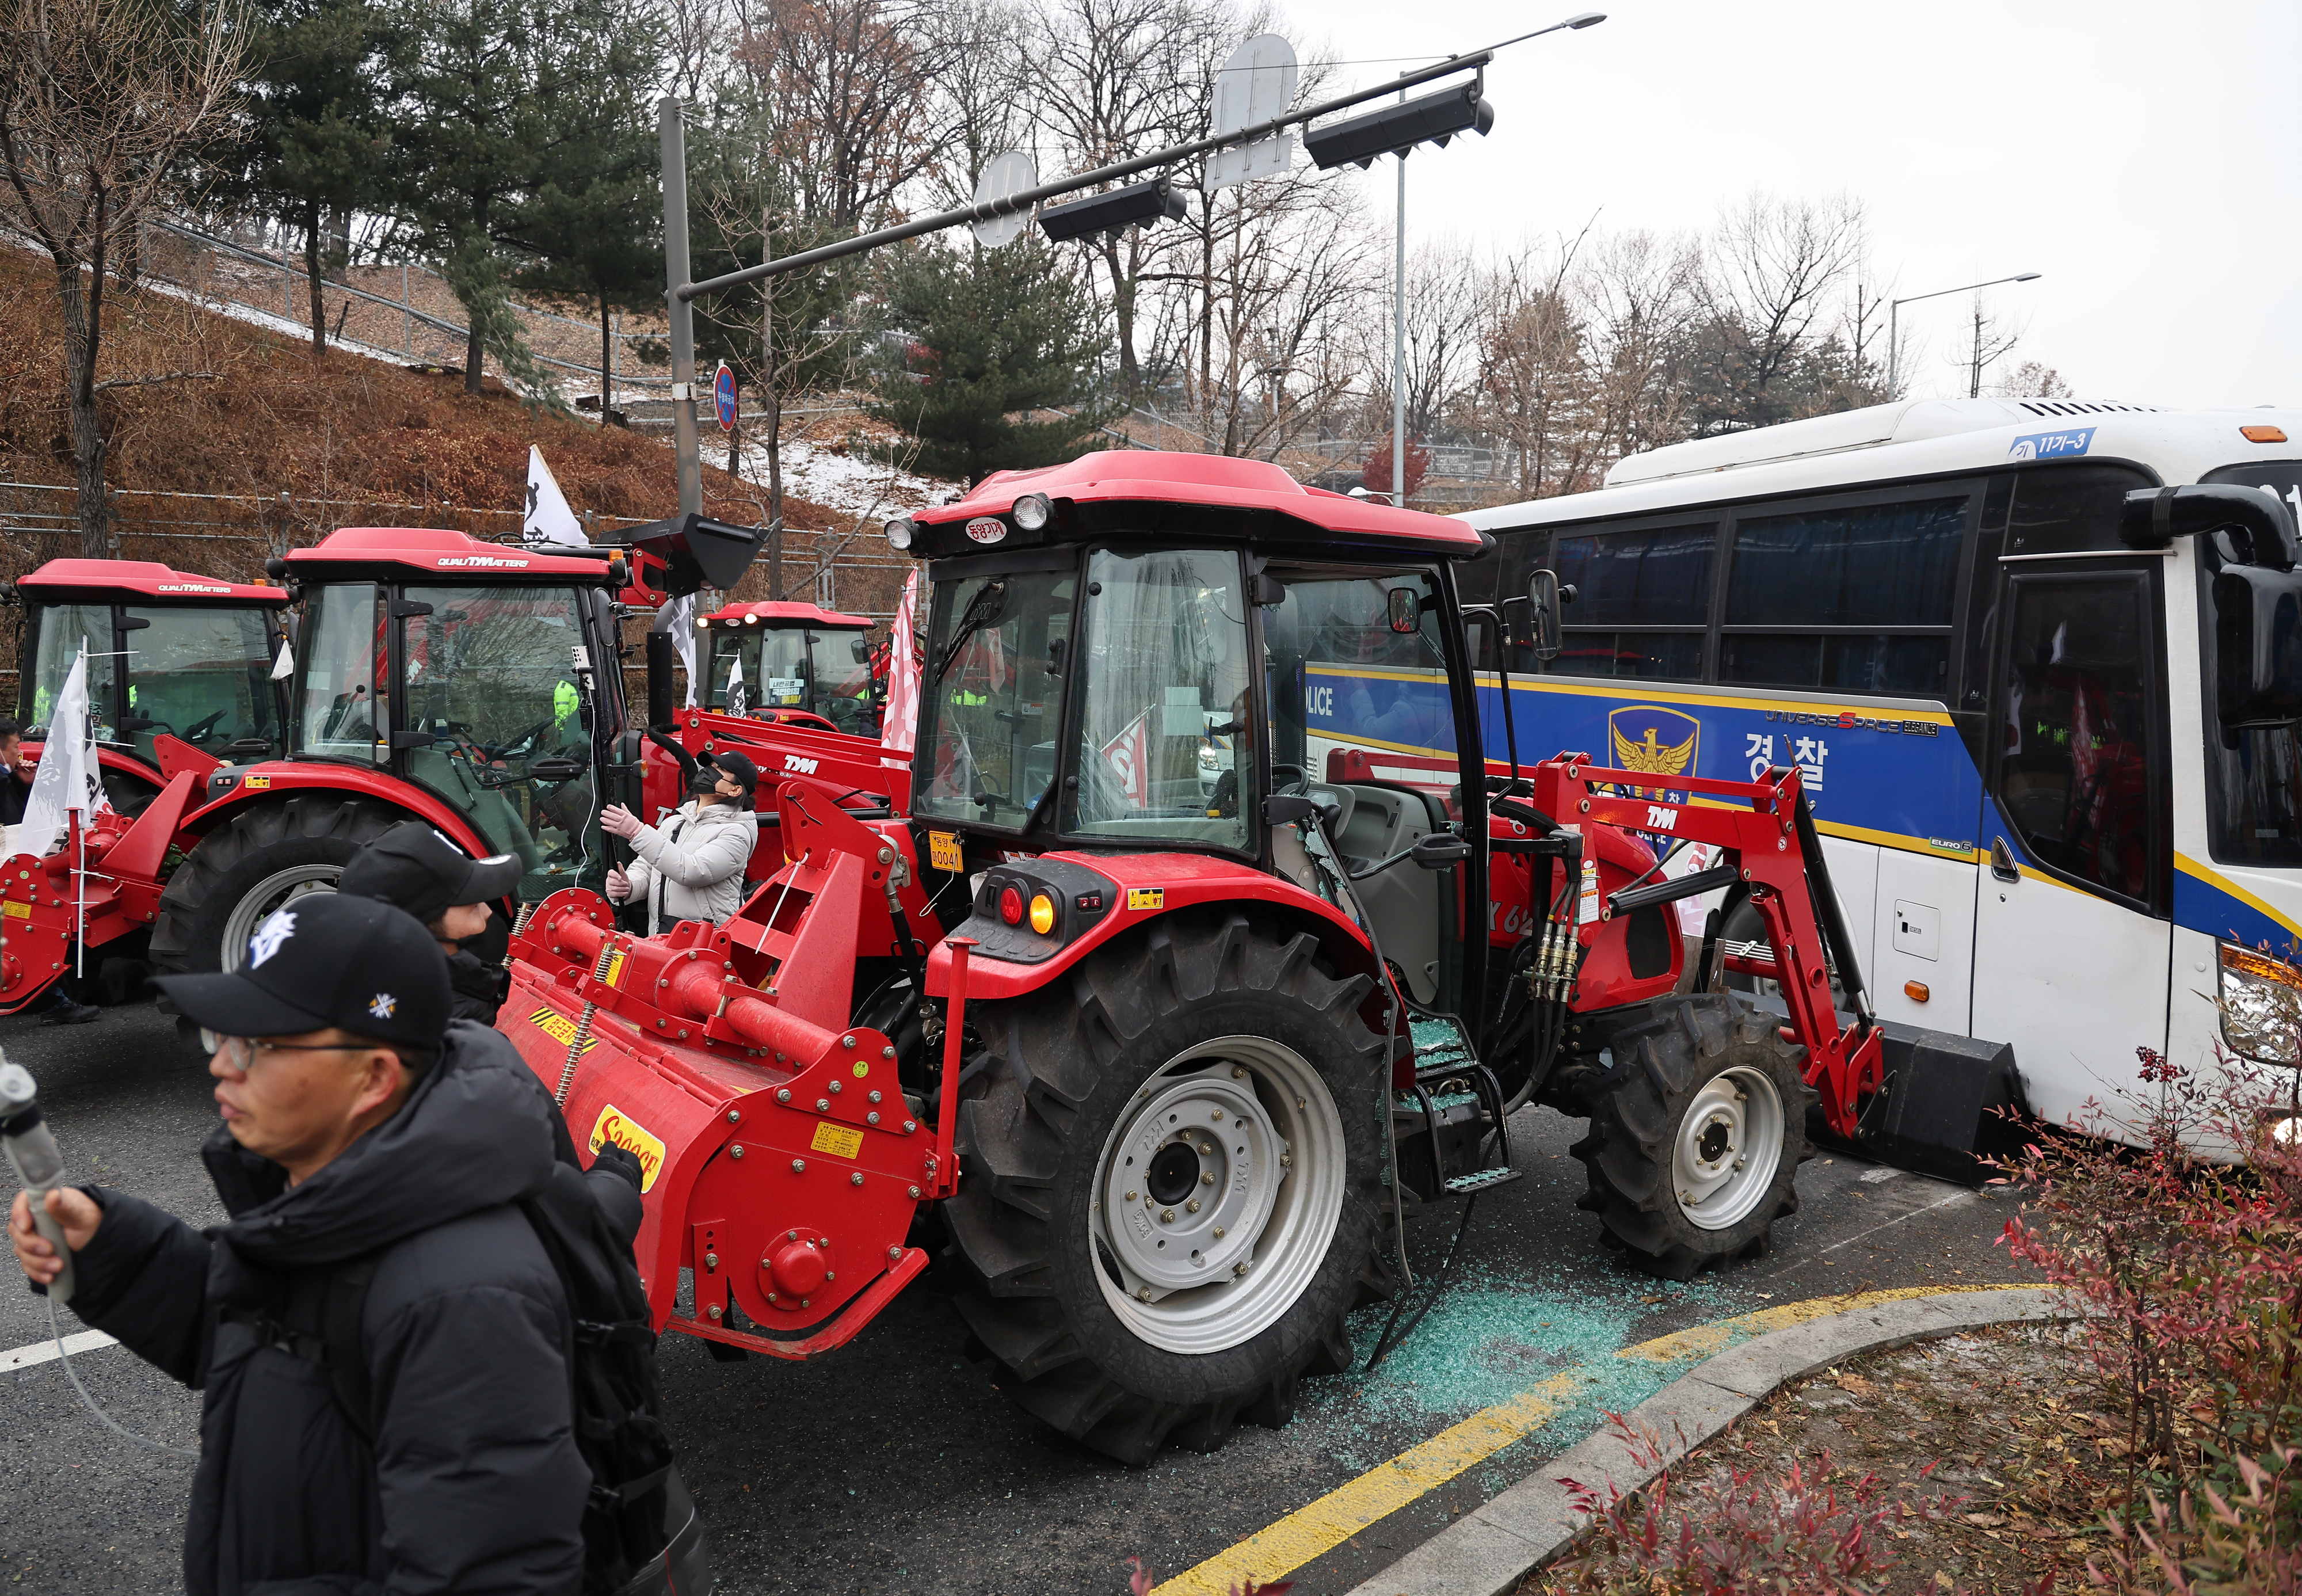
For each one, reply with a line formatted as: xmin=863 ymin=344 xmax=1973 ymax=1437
xmin=152 ymin=893 xmax=451 ymax=1049
xmin=704 ymin=749 xmax=760 ymax=795
xmin=336 ymin=821 xmax=522 ymax=925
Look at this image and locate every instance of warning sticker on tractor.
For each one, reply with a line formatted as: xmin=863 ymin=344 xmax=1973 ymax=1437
xmin=1127 ymin=887 xmax=1164 ymax=912
xmin=927 ymin=831 xmax=963 ymax=873
xmin=811 ymin=1121 xmax=864 ymax=1159
xmin=588 ymin=1104 xmax=666 ymax=1192
xmin=602 ymin=947 xmax=628 ymax=988
xmin=526 ymin=1006 xmax=602 ymax=1059
xmin=243 ymin=775 xmax=270 ymax=790
xmin=2 ymin=901 xmax=27 ymax=919
xmin=1577 ymin=858 xmax=1600 ymax=925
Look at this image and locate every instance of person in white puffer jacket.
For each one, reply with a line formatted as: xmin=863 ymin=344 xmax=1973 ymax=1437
xmin=600 ymin=750 xmax=761 ymax=931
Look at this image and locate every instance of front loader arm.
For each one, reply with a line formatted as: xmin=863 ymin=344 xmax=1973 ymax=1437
xmin=1526 ymin=755 xmax=1884 ymax=1138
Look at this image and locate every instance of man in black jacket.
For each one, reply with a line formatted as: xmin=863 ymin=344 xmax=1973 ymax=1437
xmin=336 ymin=820 xmax=520 ymax=1023
xmin=9 ymin=893 xmax=590 ymax=1595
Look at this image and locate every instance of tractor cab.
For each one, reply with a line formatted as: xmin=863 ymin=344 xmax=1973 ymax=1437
xmin=697 ymin=599 xmax=878 ymax=736
xmin=10 ymin=559 xmax=287 ymax=807
xmin=891 ymin=452 xmax=1495 ymax=1022
xmin=276 ymin=528 xmax=623 ymax=900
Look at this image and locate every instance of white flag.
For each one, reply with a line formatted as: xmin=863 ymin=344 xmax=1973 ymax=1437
xmin=523 ymin=446 xmax=586 ymax=547
xmin=270 ymin=638 xmax=294 ymax=681
xmin=725 ymin=650 xmax=748 ymax=717
xmin=11 ymin=647 xmax=105 ymax=862
xmin=659 ymin=593 xmax=700 ymax=709
xmin=881 ymin=569 xmax=923 ymax=756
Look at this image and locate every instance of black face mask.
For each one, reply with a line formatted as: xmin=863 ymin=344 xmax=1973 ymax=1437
xmin=690 ymin=767 xmax=754 ymax=810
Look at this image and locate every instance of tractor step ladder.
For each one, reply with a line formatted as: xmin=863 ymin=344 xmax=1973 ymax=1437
xmin=1405 ymin=1016 xmax=1523 ymax=1198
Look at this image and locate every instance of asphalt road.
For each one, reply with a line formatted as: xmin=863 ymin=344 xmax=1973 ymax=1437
xmin=0 ymin=1001 xmax=2036 ymax=1595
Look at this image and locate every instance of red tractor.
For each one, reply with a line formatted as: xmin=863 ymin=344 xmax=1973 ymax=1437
xmin=1 ymin=516 xmax=901 ymax=1012
xmin=499 ymin=451 xmax=1901 ymax=1465
xmin=8 ymin=559 xmax=289 ymax=811
xmin=693 ymin=598 xmax=882 ymax=738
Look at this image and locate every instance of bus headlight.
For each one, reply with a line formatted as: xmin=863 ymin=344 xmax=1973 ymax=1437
xmin=2217 ymin=942 xmax=2302 ymax=1064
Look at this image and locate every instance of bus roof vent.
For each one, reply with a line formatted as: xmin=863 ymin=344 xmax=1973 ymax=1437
xmin=2013 ymin=400 xmax=2158 ymax=418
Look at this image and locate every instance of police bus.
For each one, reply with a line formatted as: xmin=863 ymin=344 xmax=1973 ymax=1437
xmin=1455 ymin=397 xmax=2302 ymax=1140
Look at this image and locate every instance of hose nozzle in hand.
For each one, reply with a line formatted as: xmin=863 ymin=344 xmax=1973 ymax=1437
xmin=1 ymin=1058 xmax=75 ymax=1304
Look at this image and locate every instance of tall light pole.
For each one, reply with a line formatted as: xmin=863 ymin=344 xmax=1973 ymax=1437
xmin=1886 ymin=272 xmax=2041 ymax=399
xmin=1392 ymin=11 xmax=1603 ymax=507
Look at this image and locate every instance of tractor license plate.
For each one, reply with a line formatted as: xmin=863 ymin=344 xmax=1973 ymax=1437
xmin=928 ymin=831 xmax=963 ymax=873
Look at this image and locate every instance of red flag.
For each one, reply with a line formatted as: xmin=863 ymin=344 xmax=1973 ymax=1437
xmin=1099 ymin=711 xmax=1152 ymax=809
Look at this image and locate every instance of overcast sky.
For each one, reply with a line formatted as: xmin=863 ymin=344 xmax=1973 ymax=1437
xmin=1288 ymin=0 xmax=2299 ymax=409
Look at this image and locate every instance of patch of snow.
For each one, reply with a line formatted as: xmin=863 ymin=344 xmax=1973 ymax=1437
xmin=695 ymin=435 xmax=951 ymax=528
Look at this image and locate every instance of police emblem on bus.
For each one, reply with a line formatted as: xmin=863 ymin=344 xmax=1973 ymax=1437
xmin=965 ymin=516 xmax=1008 ymax=544
xmin=1607 ymin=704 xmax=1699 ymax=782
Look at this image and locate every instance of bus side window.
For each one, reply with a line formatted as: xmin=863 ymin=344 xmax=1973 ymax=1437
xmin=1994 ymin=572 xmax=2158 ymax=906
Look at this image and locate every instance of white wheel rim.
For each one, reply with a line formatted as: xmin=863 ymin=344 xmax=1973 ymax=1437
xmin=1091 ymin=1035 xmax=1346 ymax=1356
xmin=1672 ymin=1064 xmax=1785 ymax=1231
xmin=220 ymin=866 xmax=342 ymax=972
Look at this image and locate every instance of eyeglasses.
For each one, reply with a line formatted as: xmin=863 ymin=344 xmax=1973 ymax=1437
xmin=199 ymin=1030 xmax=368 ymax=1067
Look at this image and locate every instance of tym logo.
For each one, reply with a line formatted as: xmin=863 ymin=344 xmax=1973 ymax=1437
xmin=783 ymin=754 xmax=819 ymax=774
xmin=1304 ymin=684 xmax=1333 ymax=717
xmin=1645 ymin=804 xmax=1679 ymax=830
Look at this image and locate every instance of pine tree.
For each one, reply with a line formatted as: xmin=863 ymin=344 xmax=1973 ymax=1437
xmin=231 ymin=0 xmax=391 ymax=356
xmin=865 ymin=239 xmax=1116 ymax=486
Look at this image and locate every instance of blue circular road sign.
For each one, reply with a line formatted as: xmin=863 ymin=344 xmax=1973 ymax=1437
xmin=713 ymin=363 xmax=738 ymax=432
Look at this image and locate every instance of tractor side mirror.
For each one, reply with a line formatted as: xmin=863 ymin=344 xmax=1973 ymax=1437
xmin=851 ymin=637 xmax=871 ymax=664
xmin=1527 ymin=570 xmax=1565 ymax=662
xmin=1411 ymin=832 xmax=1472 ymax=870
xmin=1386 ymin=586 xmax=1420 ymax=634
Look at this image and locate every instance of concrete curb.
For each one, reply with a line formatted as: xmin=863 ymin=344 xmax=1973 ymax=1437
xmin=1341 ymin=1286 xmax=2069 ymax=1596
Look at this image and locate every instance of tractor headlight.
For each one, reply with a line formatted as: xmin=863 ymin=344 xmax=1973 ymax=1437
xmin=1011 ymin=493 xmax=1052 ymax=532
xmin=2217 ymin=941 xmax=2302 ymax=1064
xmin=884 ymin=517 xmax=916 ymax=551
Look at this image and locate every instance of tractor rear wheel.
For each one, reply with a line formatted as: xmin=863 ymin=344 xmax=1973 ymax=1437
xmin=946 ymin=910 xmax=1387 ymax=1465
xmin=150 ymin=797 xmax=410 ymax=973
xmin=1570 ymin=993 xmax=1815 ymax=1281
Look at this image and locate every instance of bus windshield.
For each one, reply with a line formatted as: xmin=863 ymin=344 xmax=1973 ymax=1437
xmin=2201 ymin=462 xmax=2302 ymax=868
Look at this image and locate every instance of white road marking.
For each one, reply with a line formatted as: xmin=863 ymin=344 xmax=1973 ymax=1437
xmin=0 ymin=1327 xmax=117 ymax=1372
xmin=1813 ymin=1183 xmax=1974 ymax=1258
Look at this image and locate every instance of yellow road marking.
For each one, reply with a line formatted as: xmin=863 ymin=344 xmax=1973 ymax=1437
xmin=1149 ymin=1283 xmax=2033 ymax=1596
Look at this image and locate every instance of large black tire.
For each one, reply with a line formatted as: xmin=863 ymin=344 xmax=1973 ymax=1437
xmin=150 ymin=797 xmax=410 ymax=974
xmin=946 ymin=910 xmax=1388 ymax=1465
xmin=1570 ymin=993 xmax=1816 ymax=1281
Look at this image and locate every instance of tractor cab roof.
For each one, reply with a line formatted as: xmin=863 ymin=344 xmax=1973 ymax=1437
xmin=18 ymin=558 xmax=288 ymax=607
xmin=899 ymin=450 xmax=1491 ymax=564
xmin=702 ymin=600 xmax=873 ymax=631
xmin=285 ymin=526 xmax=613 ymax=584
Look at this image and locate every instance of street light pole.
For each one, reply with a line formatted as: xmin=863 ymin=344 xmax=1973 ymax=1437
xmin=1886 ymin=272 xmax=2041 ymax=399
xmin=1391 ymin=11 xmax=1603 ymax=507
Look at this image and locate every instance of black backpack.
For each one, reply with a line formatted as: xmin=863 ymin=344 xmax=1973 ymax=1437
xmin=245 ymin=1159 xmax=705 ymax=1595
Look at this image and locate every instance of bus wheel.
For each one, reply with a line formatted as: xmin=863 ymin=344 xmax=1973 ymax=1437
xmin=150 ymin=797 xmax=409 ymax=974
xmin=945 ymin=911 xmax=1386 ymax=1465
xmin=1571 ymin=994 xmax=1815 ymax=1281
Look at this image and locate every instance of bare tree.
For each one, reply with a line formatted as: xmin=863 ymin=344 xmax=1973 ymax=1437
xmin=1694 ymin=191 xmax=1865 ymax=431
xmin=661 ymin=0 xmax=735 ymax=101
xmin=1994 ymin=358 xmax=2072 ymax=400
xmin=1962 ymin=293 xmax=2023 ymax=398
xmin=0 ymin=0 xmax=243 ymax=555
xmin=915 ymin=0 xmax=1034 ymax=210
xmin=1030 ymin=0 xmax=1236 ymax=397
xmin=734 ymin=0 xmax=948 ymax=233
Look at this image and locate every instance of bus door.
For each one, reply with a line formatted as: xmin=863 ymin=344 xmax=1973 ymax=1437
xmin=1971 ymin=561 xmax=2171 ymax=1129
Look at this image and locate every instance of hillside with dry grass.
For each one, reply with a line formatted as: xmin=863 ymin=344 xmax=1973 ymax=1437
xmin=0 ymin=243 xmax=846 ymax=584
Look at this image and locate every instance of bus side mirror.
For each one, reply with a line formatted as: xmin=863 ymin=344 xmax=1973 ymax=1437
xmin=1527 ymin=570 xmax=1565 ymax=662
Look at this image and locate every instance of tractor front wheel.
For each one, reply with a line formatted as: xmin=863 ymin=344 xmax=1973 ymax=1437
xmin=946 ymin=910 xmax=1387 ymax=1465
xmin=150 ymin=797 xmax=410 ymax=973
xmin=1570 ymin=993 xmax=1815 ymax=1281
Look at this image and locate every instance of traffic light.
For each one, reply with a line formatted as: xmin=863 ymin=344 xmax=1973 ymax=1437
xmin=1038 ymin=178 xmax=1188 ymax=243
xmin=1304 ymin=80 xmax=1495 ymax=170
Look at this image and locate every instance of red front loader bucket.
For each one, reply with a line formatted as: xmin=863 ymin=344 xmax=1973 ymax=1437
xmin=1 ymin=773 xmax=198 ymax=1014
xmin=501 ymin=786 xmax=942 ymax=1359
